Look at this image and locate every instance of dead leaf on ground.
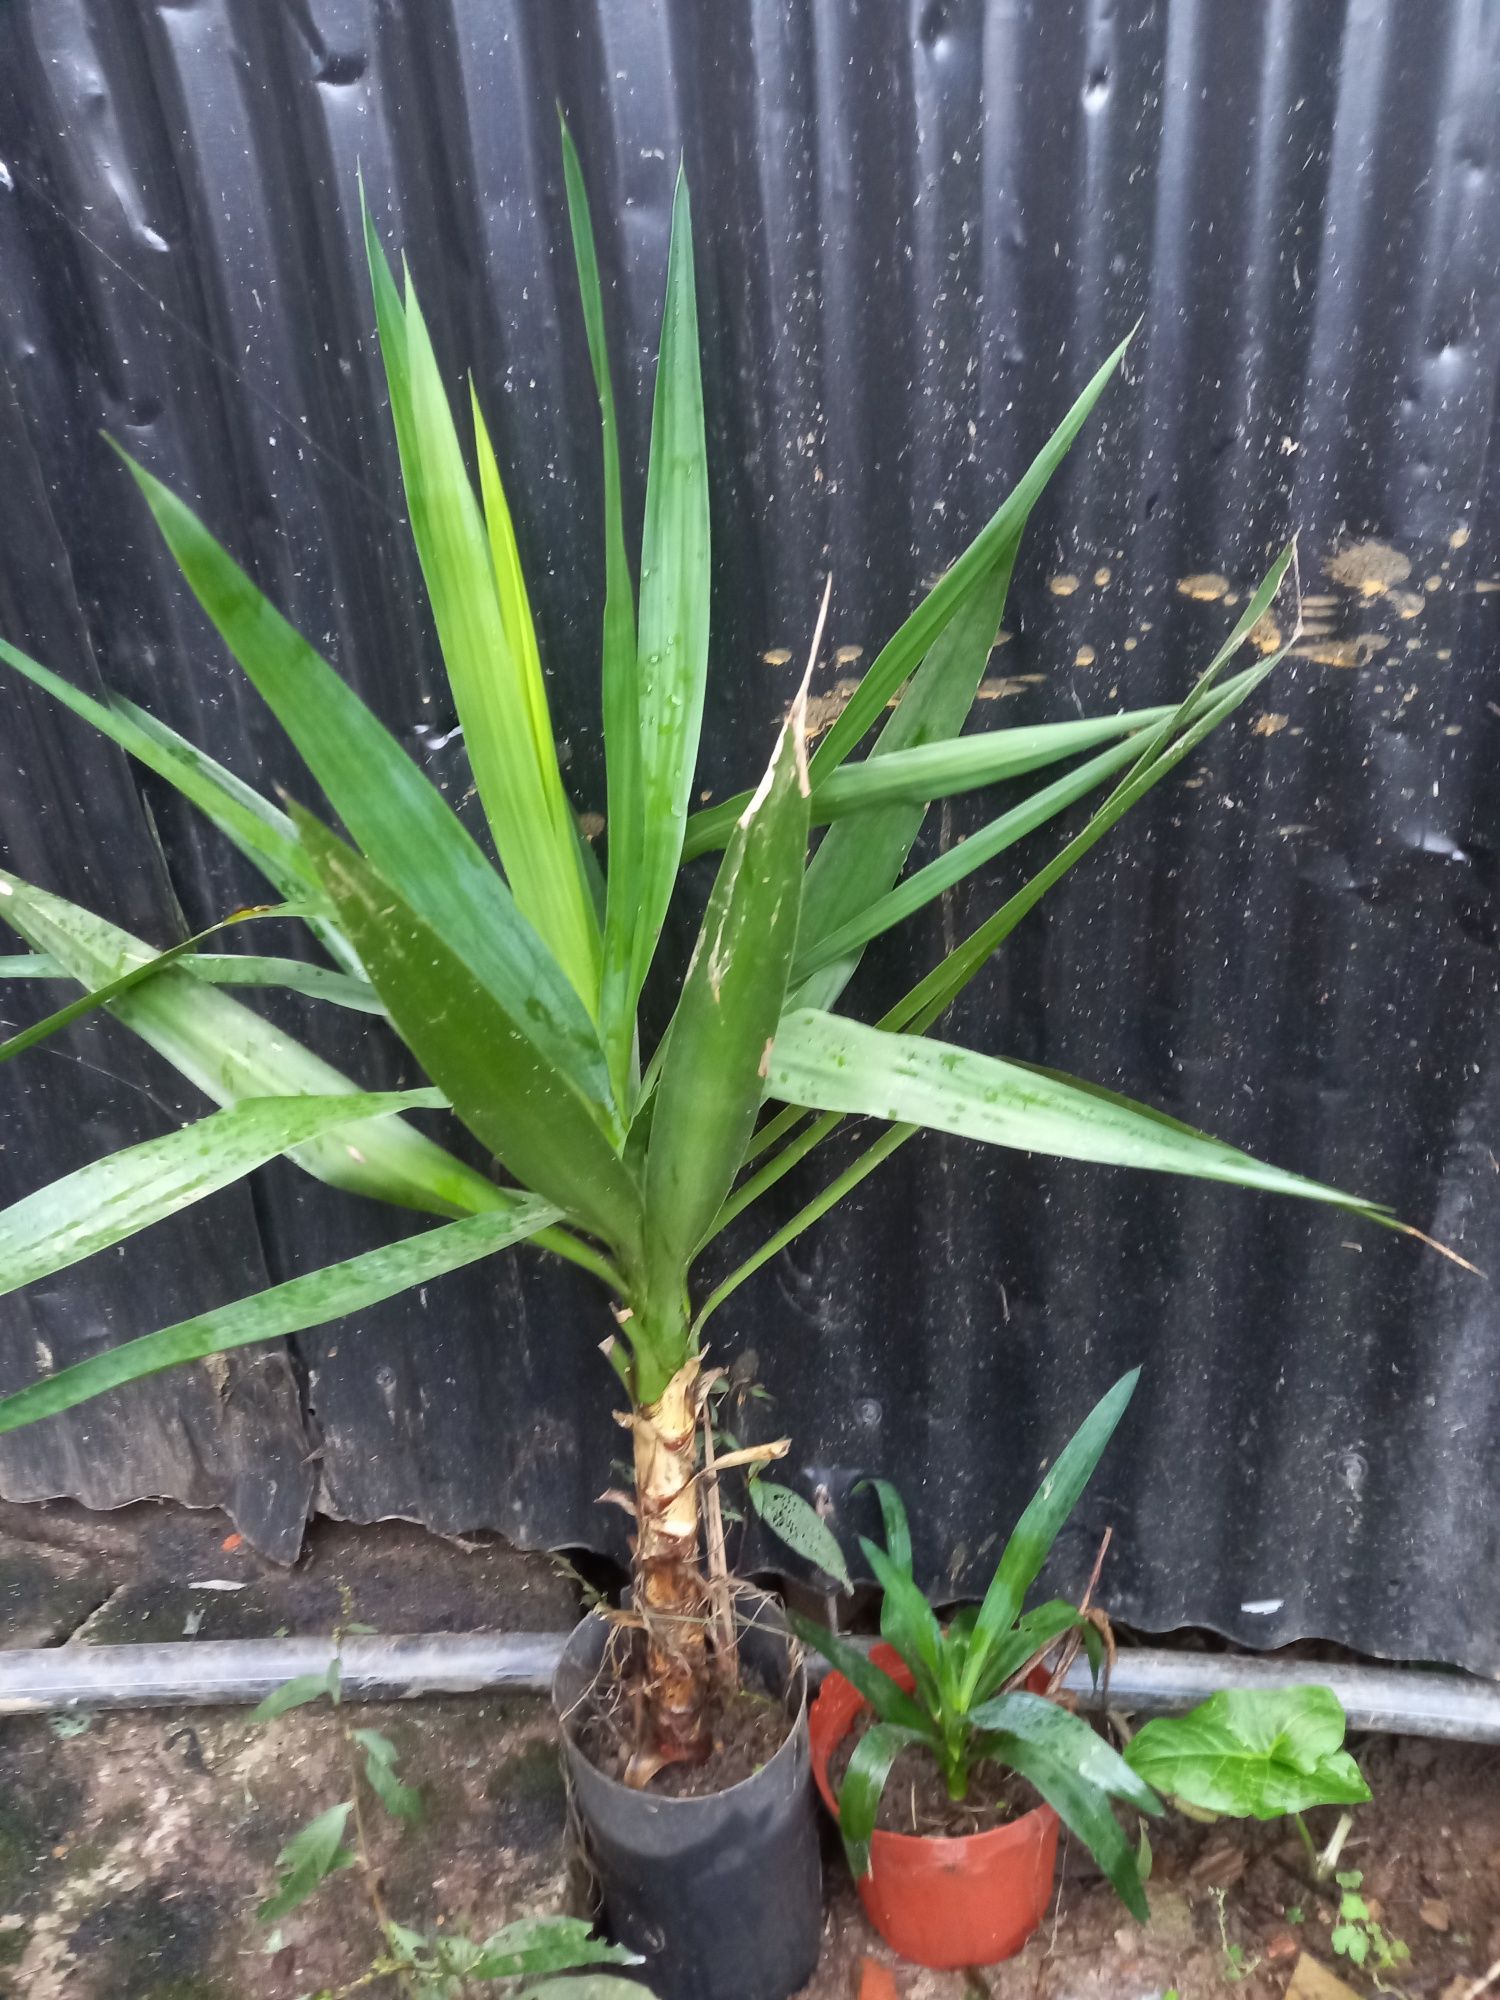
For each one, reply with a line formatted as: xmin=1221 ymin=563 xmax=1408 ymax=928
xmin=1421 ymin=1894 xmax=1453 ymax=1931
xmin=1285 ymin=1950 xmax=1364 ymax=2000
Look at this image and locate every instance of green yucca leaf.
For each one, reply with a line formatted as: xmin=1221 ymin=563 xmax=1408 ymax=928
xmin=389 ymin=269 xmax=601 ymax=1010
xmin=296 ymin=814 xmax=644 ymax=1259
xmin=111 ymin=446 xmax=618 ymax=1133
xmin=808 ymin=333 xmax=1132 ymax=781
xmin=646 ymin=685 xmax=811 ymax=1301
xmin=795 ymin=551 xmax=1013 ymax=1010
xmin=0 ymin=907 xmax=250 ymax=1066
xmin=561 ymin=115 xmax=645 ymax=1113
xmin=468 ymin=385 xmax=553 ymax=752
xmin=893 ymin=558 xmax=1294 ymax=1040
xmin=680 ymin=695 xmax=1197 ymax=862
xmin=694 ymin=1123 xmax=912 ymax=1337
xmin=0 ymin=1087 xmax=443 ymax=1299
xmin=359 ymin=186 xmax=601 ymax=1013
xmin=793 ymin=730 xmax=1145 ymax=984
xmin=0 ymin=951 xmax=382 ymax=1014
xmin=0 ymin=869 xmax=503 ymax=1219
xmin=766 ymin=1009 xmax=1396 ymax=1223
xmin=627 ymin=165 xmax=711 ymax=1016
xmin=467 ymin=374 xmax=604 ymax=1001
xmin=0 ymin=636 xmax=330 ymax=911
xmin=709 ymin=568 xmax=1297 ymax=1255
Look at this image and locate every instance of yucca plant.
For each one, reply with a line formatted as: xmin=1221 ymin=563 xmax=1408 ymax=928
xmin=0 ymin=129 xmax=1424 ymax=1776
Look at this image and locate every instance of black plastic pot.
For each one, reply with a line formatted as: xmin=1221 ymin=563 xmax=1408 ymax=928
xmin=552 ymin=1604 xmax=822 ymax=2000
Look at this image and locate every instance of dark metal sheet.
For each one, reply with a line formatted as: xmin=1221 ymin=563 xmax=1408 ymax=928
xmin=0 ymin=0 xmax=1496 ymax=1665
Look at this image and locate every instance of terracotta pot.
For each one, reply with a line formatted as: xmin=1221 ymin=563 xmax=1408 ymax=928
xmin=808 ymin=1642 xmax=1060 ymax=1969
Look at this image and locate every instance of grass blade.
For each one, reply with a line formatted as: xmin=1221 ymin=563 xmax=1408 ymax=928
xmin=628 ymin=166 xmax=711 ymax=1013
xmin=0 ymin=1205 xmax=555 ymax=1436
xmin=0 ymin=1087 xmax=443 ymax=1299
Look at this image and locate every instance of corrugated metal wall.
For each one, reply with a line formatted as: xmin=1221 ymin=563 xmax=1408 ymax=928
xmin=1 ymin=0 xmax=1497 ymax=1669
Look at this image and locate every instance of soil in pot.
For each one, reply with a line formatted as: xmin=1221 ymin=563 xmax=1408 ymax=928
xmin=568 ymin=1629 xmax=795 ymax=1794
xmin=829 ymin=1704 xmax=1043 ymax=1837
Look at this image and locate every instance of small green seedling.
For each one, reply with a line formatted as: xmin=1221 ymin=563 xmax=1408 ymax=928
xmin=1330 ymin=1870 xmax=1411 ymax=1988
xmin=249 ymin=1665 xmax=641 ymax=2000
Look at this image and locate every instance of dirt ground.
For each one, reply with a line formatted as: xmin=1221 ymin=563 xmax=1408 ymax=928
xmin=1 ymin=1500 xmax=1498 ymax=2000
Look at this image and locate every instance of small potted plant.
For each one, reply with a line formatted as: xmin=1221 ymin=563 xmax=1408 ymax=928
xmin=796 ymin=1371 xmax=1374 ymax=1968
xmin=0 ymin=125 xmax=1440 ymax=2000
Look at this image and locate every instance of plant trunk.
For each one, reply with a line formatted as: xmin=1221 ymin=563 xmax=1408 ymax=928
xmin=628 ymin=1355 xmax=713 ymax=1776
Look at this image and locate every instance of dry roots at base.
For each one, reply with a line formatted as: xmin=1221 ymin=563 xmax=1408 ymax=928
xmin=614 ymin=1356 xmax=788 ymax=1787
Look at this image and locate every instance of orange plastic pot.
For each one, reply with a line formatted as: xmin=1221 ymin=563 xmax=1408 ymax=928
xmin=808 ymin=1644 xmax=1060 ymax=1969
